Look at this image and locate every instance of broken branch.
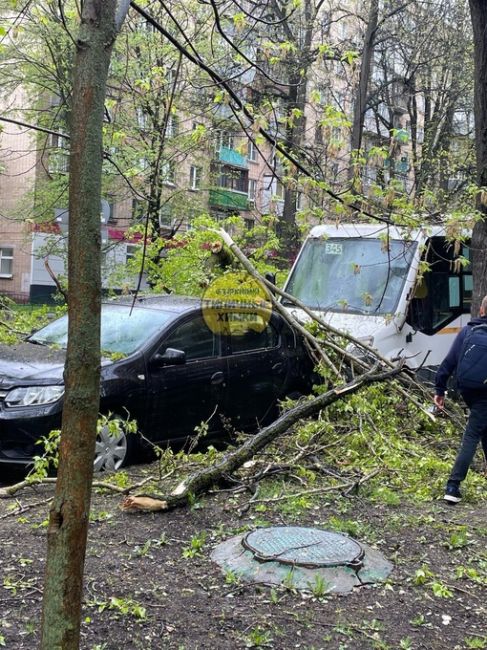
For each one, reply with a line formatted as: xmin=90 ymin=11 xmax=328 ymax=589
xmin=120 ymin=363 xmax=403 ymax=513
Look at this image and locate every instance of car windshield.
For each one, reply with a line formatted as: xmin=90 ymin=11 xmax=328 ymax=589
xmin=284 ymin=237 xmax=417 ymax=314
xmin=29 ymin=304 xmax=174 ymax=355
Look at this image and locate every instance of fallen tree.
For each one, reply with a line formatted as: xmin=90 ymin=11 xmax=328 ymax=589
xmin=120 ymin=227 xmax=460 ymax=514
xmin=121 ymin=363 xmax=403 ymax=512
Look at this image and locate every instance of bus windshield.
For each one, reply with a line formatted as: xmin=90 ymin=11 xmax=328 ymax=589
xmin=284 ymin=237 xmax=417 ymax=314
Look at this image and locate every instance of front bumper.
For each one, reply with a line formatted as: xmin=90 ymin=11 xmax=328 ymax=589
xmin=0 ymin=405 xmax=62 ymax=465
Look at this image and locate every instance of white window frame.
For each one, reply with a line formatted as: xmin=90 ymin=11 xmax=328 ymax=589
xmin=162 ymin=160 xmax=176 ymax=185
xmin=189 ymin=165 xmax=202 ymax=190
xmin=247 ymin=140 xmax=258 ymax=162
xmin=0 ymin=247 xmax=14 ymax=278
xmin=166 ymin=114 xmax=178 ymax=138
xmin=136 ymin=107 xmax=148 ymax=130
xmin=275 ymin=180 xmax=285 ymax=200
xmin=248 ymin=178 xmax=257 ymax=204
xmin=48 ymin=132 xmax=69 ymax=174
xmin=215 ymin=130 xmax=235 ymax=152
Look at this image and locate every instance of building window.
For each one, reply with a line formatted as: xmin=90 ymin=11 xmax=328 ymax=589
xmin=166 ymin=114 xmax=178 ymax=138
xmin=162 ymin=160 xmax=176 ymax=185
xmin=136 ymin=107 xmax=148 ymax=130
xmin=126 ymin=244 xmax=138 ymax=263
xmin=159 ymin=203 xmax=172 ymax=227
xmin=139 ymin=157 xmax=149 ymax=172
xmin=190 ymin=165 xmax=202 ymax=190
xmin=248 ymin=179 xmax=257 ymax=203
xmin=0 ymin=247 xmax=14 ymax=278
xmin=166 ymin=68 xmax=177 ymax=85
xmin=245 ymin=218 xmax=255 ymax=230
xmin=217 ymin=164 xmax=248 ymax=193
xmin=132 ymin=198 xmax=146 ymax=221
xmin=216 ymin=130 xmax=235 ymax=152
xmin=275 ymin=180 xmax=285 ymax=200
xmin=247 ymin=140 xmax=258 ymax=162
xmin=48 ymin=132 xmax=69 ymax=174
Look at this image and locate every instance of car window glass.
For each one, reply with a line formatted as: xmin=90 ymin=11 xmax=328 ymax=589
xmin=161 ymin=316 xmax=218 ymax=361
xmin=230 ymin=322 xmax=279 ymax=354
xmin=28 ymin=305 xmax=174 ymax=355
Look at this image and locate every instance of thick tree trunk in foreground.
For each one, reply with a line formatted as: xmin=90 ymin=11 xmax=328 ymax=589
xmin=121 ymin=364 xmax=403 ymax=513
xmin=469 ymin=0 xmax=487 ymax=314
xmin=40 ymin=2 xmax=126 ymax=648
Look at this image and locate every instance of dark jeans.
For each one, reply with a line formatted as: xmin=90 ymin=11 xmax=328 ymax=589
xmin=447 ymin=398 xmax=487 ymax=487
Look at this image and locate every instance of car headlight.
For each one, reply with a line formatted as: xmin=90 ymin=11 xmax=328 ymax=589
xmin=5 ymin=385 xmax=64 ymax=407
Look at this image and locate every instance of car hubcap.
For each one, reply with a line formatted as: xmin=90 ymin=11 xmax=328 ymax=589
xmin=94 ymin=423 xmax=128 ymax=472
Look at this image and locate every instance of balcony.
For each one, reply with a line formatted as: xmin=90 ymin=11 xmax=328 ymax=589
xmin=217 ymin=146 xmax=248 ymax=168
xmin=209 ymin=188 xmax=249 ymax=211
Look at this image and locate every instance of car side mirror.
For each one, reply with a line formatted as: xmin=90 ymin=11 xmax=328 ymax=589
xmin=264 ymin=271 xmax=277 ymax=295
xmin=151 ymin=347 xmax=186 ymax=367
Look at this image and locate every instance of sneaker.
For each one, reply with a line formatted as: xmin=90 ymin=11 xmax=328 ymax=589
xmin=443 ymin=485 xmax=462 ymax=503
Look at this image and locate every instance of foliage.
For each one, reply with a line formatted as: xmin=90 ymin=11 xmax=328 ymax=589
xmin=0 ymin=300 xmax=66 ymax=346
xmin=135 ymin=213 xmax=282 ymax=296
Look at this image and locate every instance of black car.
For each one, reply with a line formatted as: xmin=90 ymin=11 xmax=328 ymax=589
xmin=0 ymin=295 xmax=312 ymax=470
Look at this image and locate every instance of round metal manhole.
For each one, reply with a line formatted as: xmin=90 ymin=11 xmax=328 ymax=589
xmin=242 ymin=526 xmax=364 ymax=568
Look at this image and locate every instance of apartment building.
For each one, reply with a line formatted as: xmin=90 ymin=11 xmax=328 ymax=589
xmin=0 ymin=86 xmax=37 ymax=302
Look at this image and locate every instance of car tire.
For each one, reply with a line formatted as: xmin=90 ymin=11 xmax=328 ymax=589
xmin=94 ymin=415 xmax=137 ymax=472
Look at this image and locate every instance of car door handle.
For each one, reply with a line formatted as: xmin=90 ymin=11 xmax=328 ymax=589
xmin=272 ymin=362 xmax=285 ymax=374
xmin=211 ymin=371 xmax=225 ymax=386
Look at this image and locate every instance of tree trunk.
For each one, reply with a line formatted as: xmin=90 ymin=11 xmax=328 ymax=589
xmin=40 ymin=2 xmax=126 ymax=648
xmin=276 ymin=0 xmax=314 ymax=261
xmin=349 ymin=0 xmax=379 ymax=168
xmin=469 ymin=0 xmax=487 ymax=314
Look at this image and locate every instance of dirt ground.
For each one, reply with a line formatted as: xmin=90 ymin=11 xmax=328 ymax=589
xmin=0 ymin=462 xmax=486 ymax=650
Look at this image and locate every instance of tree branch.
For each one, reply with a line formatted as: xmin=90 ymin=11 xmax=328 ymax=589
xmin=120 ymin=363 xmax=403 ymax=513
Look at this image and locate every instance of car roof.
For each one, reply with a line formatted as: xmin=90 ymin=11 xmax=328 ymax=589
xmin=106 ymin=294 xmax=202 ymax=314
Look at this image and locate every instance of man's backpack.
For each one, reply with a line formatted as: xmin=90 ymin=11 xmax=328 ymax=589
xmin=456 ymin=324 xmax=487 ymax=391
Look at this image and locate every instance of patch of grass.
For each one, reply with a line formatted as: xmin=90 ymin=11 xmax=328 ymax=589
xmin=444 ymin=526 xmax=472 ymax=550
xmin=89 ymin=596 xmax=147 ymax=620
xmin=182 ymin=531 xmax=207 ymax=558
xmin=307 ymin=573 xmax=330 ymax=598
xmin=244 ymin=626 xmax=273 ymax=648
xmin=464 ymin=637 xmax=487 ymax=649
xmin=327 ymin=515 xmax=376 ymax=541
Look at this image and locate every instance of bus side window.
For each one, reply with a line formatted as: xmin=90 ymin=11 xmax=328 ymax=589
xmin=407 ymin=237 xmax=471 ymax=335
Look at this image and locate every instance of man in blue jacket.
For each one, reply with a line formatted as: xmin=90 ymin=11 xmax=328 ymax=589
xmin=434 ymin=295 xmax=487 ymax=503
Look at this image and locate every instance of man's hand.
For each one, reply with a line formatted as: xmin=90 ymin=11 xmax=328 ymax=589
xmin=433 ymin=394 xmax=445 ymax=410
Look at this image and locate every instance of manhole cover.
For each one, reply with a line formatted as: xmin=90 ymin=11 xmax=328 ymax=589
xmin=242 ymin=526 xmax=364 ymax=568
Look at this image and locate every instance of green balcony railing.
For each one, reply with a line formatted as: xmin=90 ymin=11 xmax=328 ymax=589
xmin=218 ymin=146 xmax=248 ymax=168
xmin=209 ymin=188 xmax=249 ymax=210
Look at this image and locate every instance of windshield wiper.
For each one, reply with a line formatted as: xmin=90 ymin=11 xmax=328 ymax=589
xmin=27 ymin=338 xmax=49 ymax=346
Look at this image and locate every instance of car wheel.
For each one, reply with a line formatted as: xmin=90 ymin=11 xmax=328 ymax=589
xmin=94 ymin=416 xmax=136 ymax=472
